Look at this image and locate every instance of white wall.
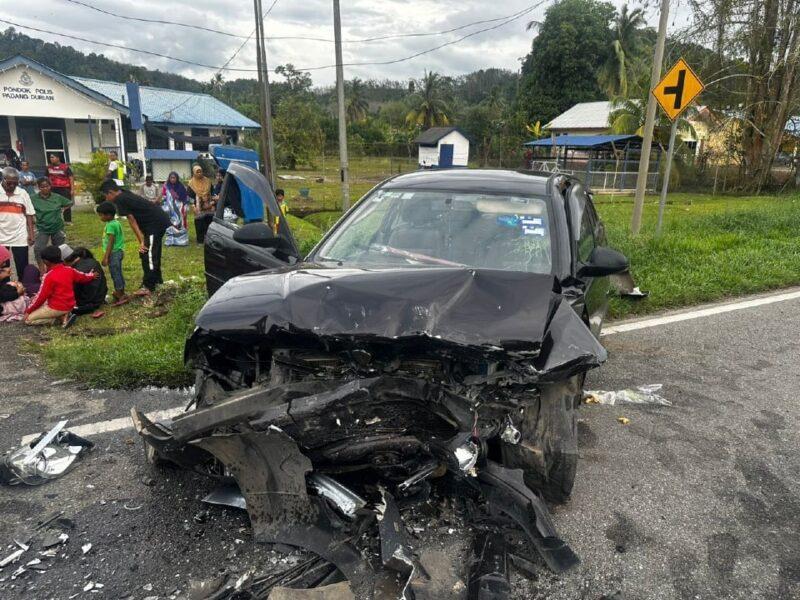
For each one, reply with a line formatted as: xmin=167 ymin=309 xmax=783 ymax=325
xmin=0 ymin=65 xmax=119 ymax=120
xmin=64 ymin=119 xmax=117 ymax=163
xmin=438 ymin=131 xmax=469 ymax=166
xmin=417 ymin=132 xmax=470 ymax=167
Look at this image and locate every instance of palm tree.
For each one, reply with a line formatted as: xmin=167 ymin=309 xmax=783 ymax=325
xmin=405 ymin=71 xmax=451 ymax=129
xmin=345 ymin=78 xmax=369 ymax=122
xmin=598 ymin=4 xmax=647 ymax=98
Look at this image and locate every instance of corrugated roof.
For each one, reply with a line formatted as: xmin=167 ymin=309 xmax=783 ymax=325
xmin=74 ymin=77 xmax=259 ymax=129
xmin=545 ymin=101 xmax=614 ymax=131
xmin=524 ymin=134 xmax=639 ymax=148
xmin=414 ymin=126 xmax=467 ymax=145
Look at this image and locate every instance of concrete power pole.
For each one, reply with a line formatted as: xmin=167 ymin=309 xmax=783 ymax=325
xmin=333 ymin=0 xmax=350 ymax=211
xmin=630 ymin=0 xmax=670 ymax=234
xmin=253 ymin=0 xmax=277 ymax=189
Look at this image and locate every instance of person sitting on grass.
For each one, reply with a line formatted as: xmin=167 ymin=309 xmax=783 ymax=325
xmin=64 ymin=247 xmax=107 ymax=321
xmin=96 ymin=201 xmax=128 ymax=306
xmin=24 ymin=245 xmax=98 ymax=328
xmin=0 ymin=245 xmax=29 ymax=322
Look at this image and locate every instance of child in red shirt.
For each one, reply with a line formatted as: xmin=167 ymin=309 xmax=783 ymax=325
xmin=25 ymin=246 xmax=98 ymax=327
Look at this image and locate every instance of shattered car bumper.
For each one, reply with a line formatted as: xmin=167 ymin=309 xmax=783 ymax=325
xmin=133 ymin=267 xmax=606 ymax=597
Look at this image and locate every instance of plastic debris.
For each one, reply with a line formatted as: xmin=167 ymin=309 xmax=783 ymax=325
xmin=0 ymin=542 xmax=29 ymax=568
xmin=81 ymin=543 xmax=92 ymax=554
xmin=617 ymin=417 xmax=631 ymax=425
xmin=0 ymin=421 xmax=94 ymax=486
xmin=584 ymin=384 xmax=670 ymax=406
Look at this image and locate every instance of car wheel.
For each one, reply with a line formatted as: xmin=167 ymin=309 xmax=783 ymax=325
xmin=501 ymin=375 xmax=582 ymax=504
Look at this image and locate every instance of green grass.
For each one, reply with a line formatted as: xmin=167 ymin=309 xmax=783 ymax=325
xmin=596 ymin=192 xmax=800 ymax=318
xmin=29 ymin=182 xmax=800 ymax=389
xmin=35 ymin=205 xmax=323 ymax=388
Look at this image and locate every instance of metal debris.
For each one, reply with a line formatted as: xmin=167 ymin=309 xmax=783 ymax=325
xmin=584 ymin=384 xmax=670 ymax=406
xmin=0 ymin=422 xmax=94 ymax=486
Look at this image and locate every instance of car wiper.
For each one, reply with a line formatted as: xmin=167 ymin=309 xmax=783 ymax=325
xmin=371 ymin=244 xmax=466 ymax=267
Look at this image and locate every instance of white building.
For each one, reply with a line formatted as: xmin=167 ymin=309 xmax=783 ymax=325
xmin=0 ymin=55 xmax=259 ymax=180
xmin=414 ymin=127 xmax=470 ymax=168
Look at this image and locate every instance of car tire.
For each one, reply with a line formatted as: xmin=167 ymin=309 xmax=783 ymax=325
xmin=500 ymin=375 xmax=582 ymax=504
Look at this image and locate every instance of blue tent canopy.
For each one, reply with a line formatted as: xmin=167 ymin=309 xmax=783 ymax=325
xmin=524 ymin=134 xmax=640 ymax=148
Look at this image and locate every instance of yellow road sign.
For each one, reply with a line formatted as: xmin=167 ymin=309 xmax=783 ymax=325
xmin=652 ymin=58 xmax=704 ymax=120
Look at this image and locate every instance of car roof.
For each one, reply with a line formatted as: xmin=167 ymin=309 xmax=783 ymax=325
xmin=382 ymin=169 xmax=553 ymax=197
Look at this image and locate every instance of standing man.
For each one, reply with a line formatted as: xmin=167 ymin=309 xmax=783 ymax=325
xmin=18 ymin=161 xmax=37 ymax=196
xmin=31 ymin=177 xmax=73 ymax=271
xmin=106 ymin=150 xmax=126 ymax=187
xmin=100 ymin=179 xmax=170 ymax=295
xmin=46 ymin=154 xmax=74 ymax=224
xmin=0 ymin=167 xmax=35 ymax=279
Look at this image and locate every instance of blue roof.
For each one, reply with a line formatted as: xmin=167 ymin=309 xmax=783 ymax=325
xmin=524 ymin=134 xmax=639 ymax=147
xmin=144 ymin=149 xmax=198 ymax=160
xmin=74 ymin=77 xmax=260 ymax=129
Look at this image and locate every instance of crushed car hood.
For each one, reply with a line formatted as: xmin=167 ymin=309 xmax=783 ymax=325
xmin=194 ymin=266 xmax=606 ymax=375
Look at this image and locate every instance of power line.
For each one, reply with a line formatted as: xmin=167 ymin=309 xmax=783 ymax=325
xmin=62 ymin=0 xmax=540 ymax=45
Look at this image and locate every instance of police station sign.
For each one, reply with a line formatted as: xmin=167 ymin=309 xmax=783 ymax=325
xmin=1 ymin=71 xmax=55 ymax=102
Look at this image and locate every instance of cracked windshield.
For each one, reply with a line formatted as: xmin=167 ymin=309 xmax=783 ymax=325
xmin=316 ymin=189 xmax=552 ymax=272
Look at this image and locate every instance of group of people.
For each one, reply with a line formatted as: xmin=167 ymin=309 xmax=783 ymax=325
xmin=138 ymin=166 xmax=223 ymax=246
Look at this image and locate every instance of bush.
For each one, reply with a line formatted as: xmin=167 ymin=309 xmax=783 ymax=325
xmin=72 ymin=150 xmax=110 ymax=203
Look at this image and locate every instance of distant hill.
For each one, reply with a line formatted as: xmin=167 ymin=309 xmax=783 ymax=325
xmin=0 ymin=27 xmax=204 ymax=91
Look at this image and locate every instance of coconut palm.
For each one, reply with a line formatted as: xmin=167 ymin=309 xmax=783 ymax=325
xmin=598 ymin=4 xmax=647 ymax=98
xmin=405 ymin=71 xmax=451 ymax=129
xmin=346 ymin=78 xmax=370 ymax=123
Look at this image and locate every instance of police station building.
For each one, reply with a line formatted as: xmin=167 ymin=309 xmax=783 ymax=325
xmin=0 ymin=55 xmax=259 ymax=180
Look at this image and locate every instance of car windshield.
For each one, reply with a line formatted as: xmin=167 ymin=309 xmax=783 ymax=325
xmin=314 ymin=188 xmax=553 ymax=273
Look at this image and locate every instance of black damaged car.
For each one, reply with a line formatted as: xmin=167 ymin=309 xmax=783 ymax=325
xmin=134 ymin=166 xmax=629 ymax=596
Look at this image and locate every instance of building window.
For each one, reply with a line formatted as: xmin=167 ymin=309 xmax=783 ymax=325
xmin=191 ymin=128 xmax=210 ymax=152
xmin=146 ymin=125 xmax=170 ymax=150
xmin=223 ymin=129 xmax=239 ymax=144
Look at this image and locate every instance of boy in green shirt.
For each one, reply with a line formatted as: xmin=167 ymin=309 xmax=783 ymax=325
xmin=32 ymin=177 xmax=73 ymax=270
xmin=96 ymin=202 xmax=128 ymax=305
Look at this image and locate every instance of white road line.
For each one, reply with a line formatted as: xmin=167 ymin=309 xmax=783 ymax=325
xmin=20 ymin=288 xmax=800 ymax=445
xmin=20 ymin=406 xmax=185 ymax=446
xmin=602 ymin=288 xmax=800 ymax=336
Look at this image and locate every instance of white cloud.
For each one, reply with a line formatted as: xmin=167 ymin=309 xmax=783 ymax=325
xmin=13 ymin=0 xmax=693 ymax=86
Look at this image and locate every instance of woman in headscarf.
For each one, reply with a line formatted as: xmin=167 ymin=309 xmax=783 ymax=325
xmin=161 ymin=172 xmax=190 ymax=247
xmin=186 ymin=165 xmax=214 ymax=243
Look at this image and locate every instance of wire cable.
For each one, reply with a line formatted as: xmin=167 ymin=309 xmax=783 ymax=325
xmin=1 ymin=1 xmax=545 ymax=74
xmin=62 ymin=0 xmax=541 ymax=44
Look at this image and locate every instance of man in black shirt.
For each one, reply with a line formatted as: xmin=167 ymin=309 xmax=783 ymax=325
xmin=100 ymin=180 xmax=171 ymax=294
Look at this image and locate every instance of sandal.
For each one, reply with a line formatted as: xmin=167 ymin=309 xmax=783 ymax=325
xmin=91 ymin=311 xmax=105 ymax=319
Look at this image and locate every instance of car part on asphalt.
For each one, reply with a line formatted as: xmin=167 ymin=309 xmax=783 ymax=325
xmin=584 ymin=384 xmax=671 ymax=406
xmin=0 ymin=421 xmax=94 ymax=486
xmin=467 ymin=531 xmax=510 ymax=600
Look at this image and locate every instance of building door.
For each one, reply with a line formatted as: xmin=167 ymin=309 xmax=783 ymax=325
xmin=439 ymin=144 xmax=454 ymax=168
xmin=16 ymin=117 xmax=67 ymax=172
xmin=42 ymin=129 xmax=67 ymax=165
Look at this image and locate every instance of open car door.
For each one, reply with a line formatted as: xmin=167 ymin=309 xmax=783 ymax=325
xmin=204 ymin=163 xmax=301 ymax=295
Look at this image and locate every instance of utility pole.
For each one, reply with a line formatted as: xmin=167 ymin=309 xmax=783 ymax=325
xmin=253 ymin=0 xmax=277 ymax=189
xmin=656 ymin=119 xmax=678 ymax=235
xmin=333 ymin=0 xmax=350 ymax=211
xmin=630 ymin=0 xmax=670 ymax=234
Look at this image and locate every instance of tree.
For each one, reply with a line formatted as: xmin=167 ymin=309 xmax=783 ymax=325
xmin=405 ymin=71 xmax=451 ymax=129
xmin=516 ymin=0 xmax=615 ymax=126
xmin=597 ymin=4 xmax=647 ymax=97
xmin=273 ymin=96 xmax=324 ymax=170
xmin=346 ymin=78 xmax=370 ymax=122
xmin=274 ymin=63 xmax=312 ymax=94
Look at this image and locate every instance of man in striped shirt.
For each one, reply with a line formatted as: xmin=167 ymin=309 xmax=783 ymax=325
xmin=0 ymin=167 xmax=35 ymax=279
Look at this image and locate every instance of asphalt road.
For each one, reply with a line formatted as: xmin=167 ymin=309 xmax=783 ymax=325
xmin=0 ymin=292 xmax=798 ymax=599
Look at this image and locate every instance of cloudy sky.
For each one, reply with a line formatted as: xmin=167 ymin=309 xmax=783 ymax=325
xmin=4 ymin=0 xmax=694 ymax=87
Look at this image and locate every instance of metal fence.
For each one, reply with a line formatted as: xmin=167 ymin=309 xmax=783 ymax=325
xmin=529 ymin=159 xmax=660 ymax=192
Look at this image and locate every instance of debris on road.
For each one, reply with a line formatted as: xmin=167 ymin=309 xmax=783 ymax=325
xmin=617 ymin=417 xmax=631 ymax=425
xmin=0 ymin=421 xmax=94 ymax=486
xmin=584 ymin=384 xmax=671 ymax=406
xmin=0 ymin=542 xmax=29 ymax=568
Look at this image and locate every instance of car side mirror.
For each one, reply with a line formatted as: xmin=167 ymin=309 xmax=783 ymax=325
xmin=578 ymin=246 xmax=629 ymax=278
xmin=233 ymin=222 xmax=283 ymax=249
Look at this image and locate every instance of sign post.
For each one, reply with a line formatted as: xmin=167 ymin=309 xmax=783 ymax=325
xmin=652 ymin=58 xmax=704 ymax=235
